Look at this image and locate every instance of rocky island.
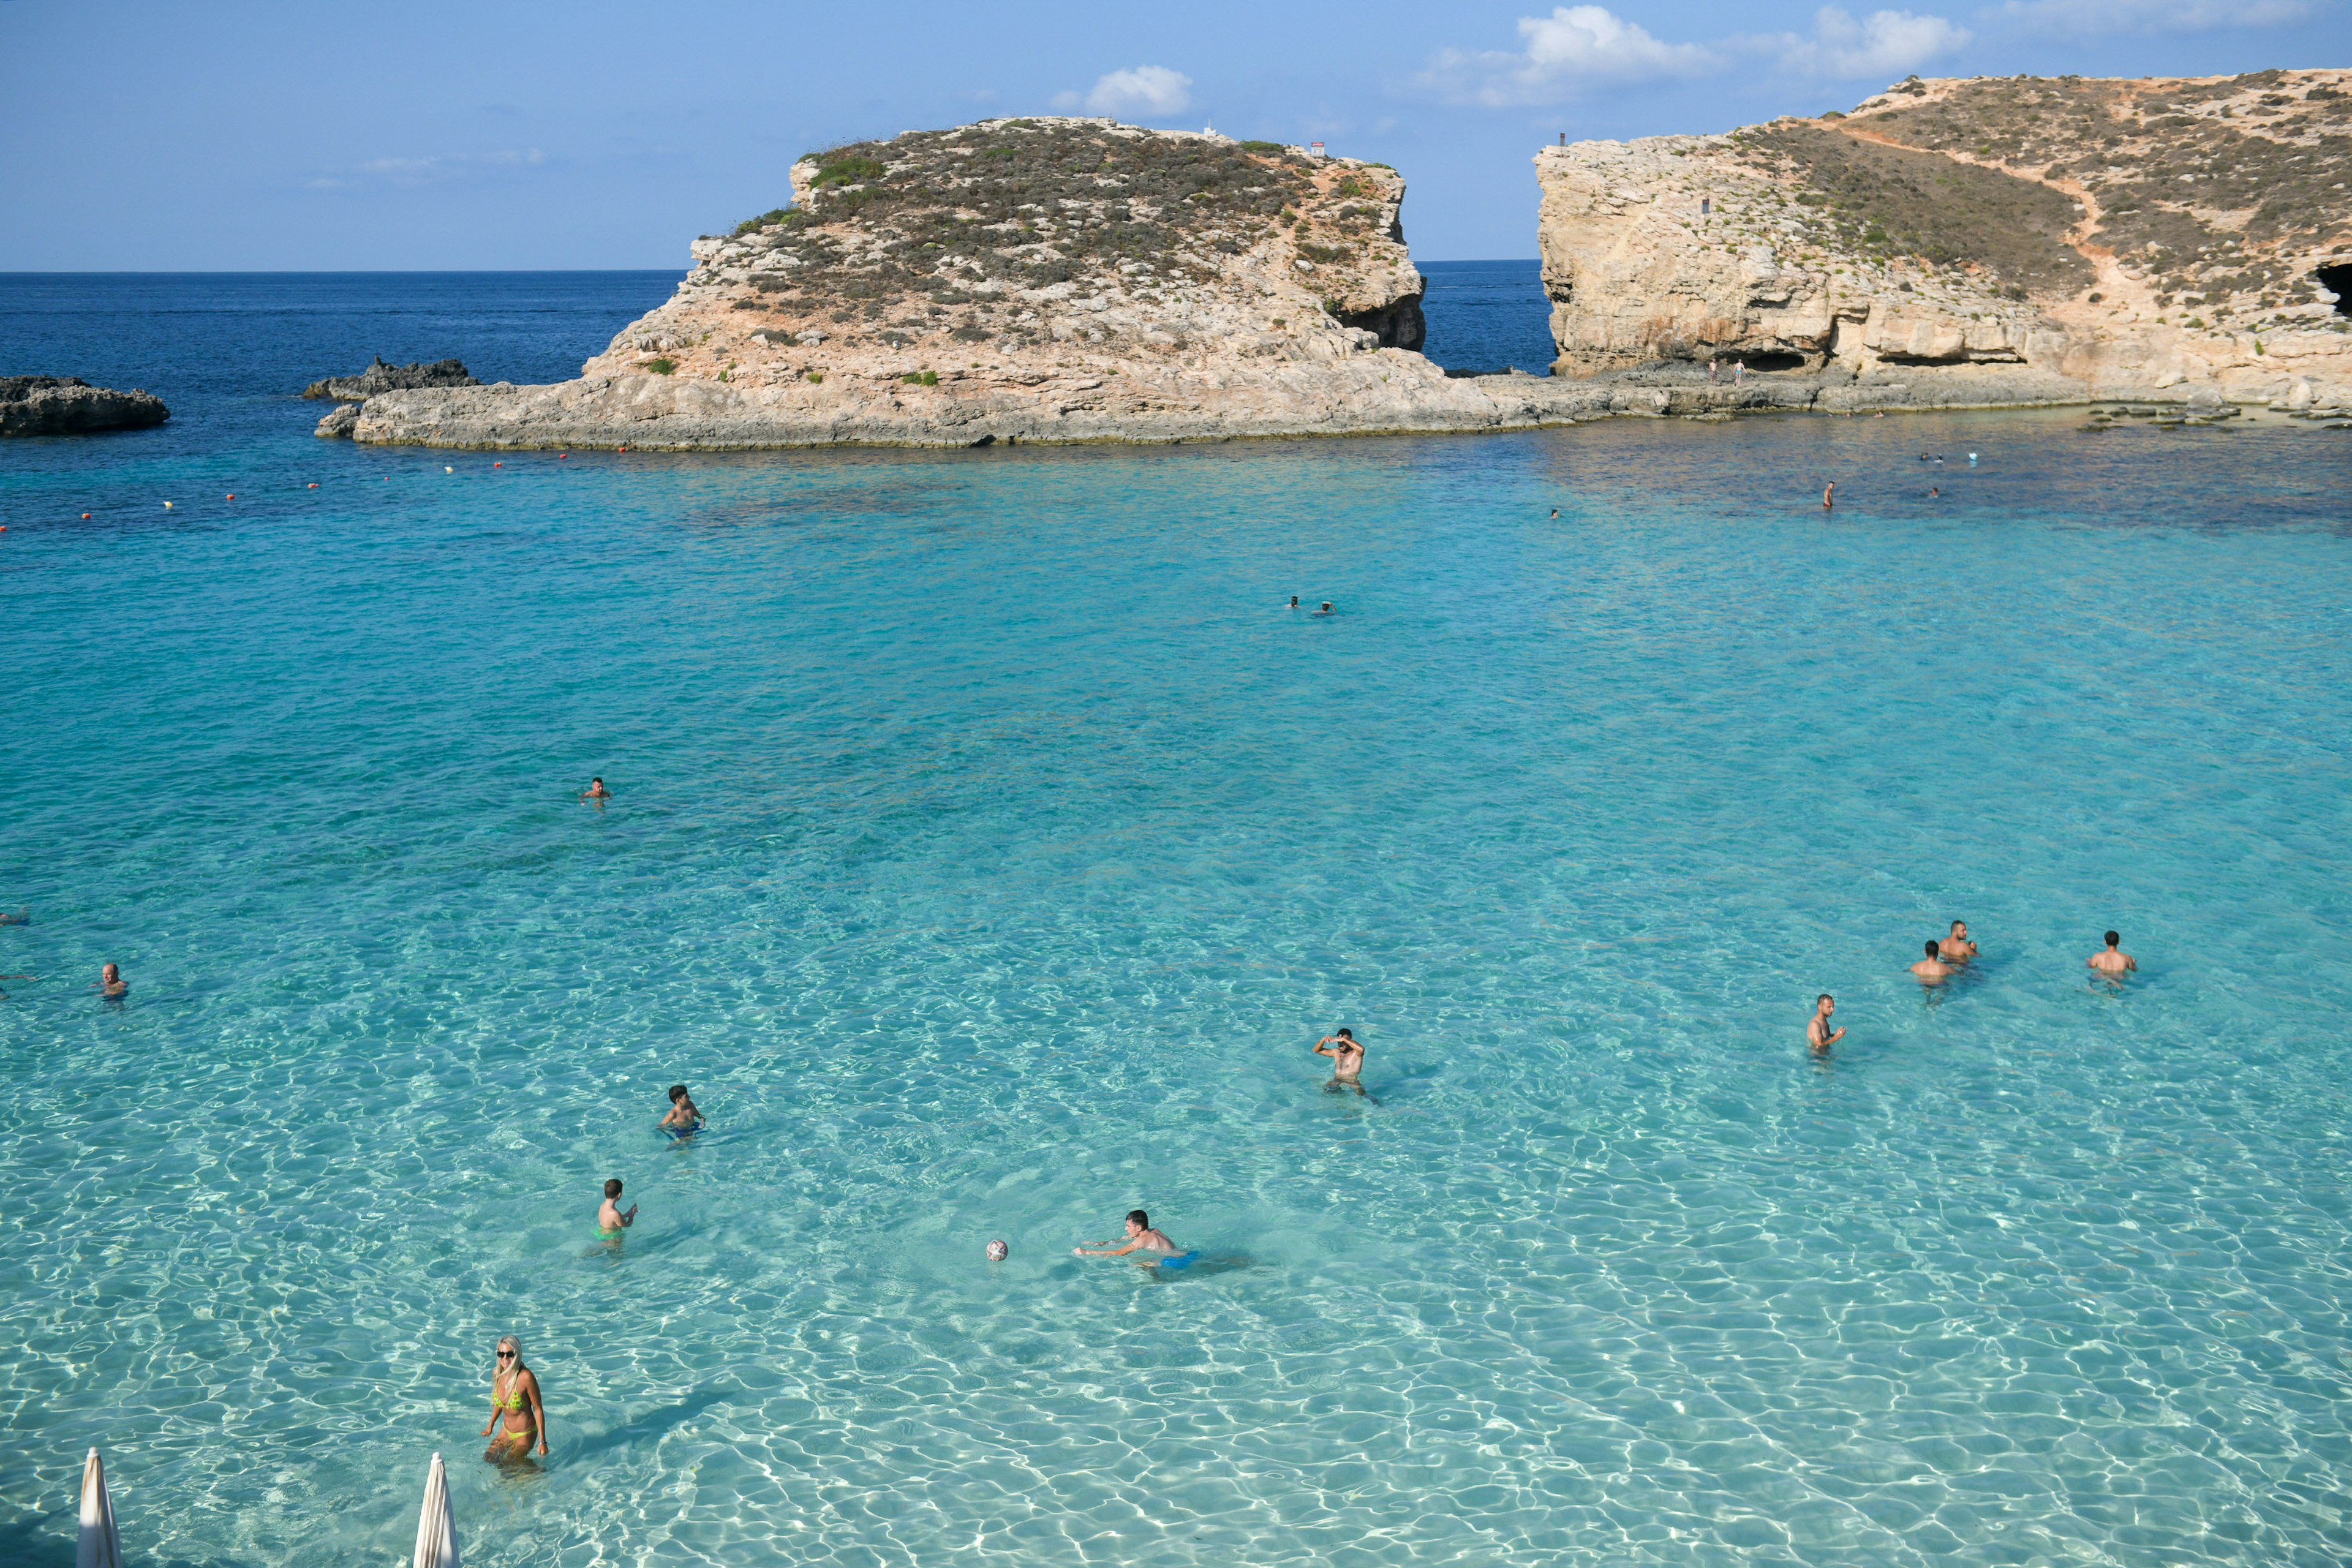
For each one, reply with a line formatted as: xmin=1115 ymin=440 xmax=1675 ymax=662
xmin=1 ymin=375 xmax=170 ymax=437
xmin=349 ymin=76 xmax=2350 ymax=451
xmin=352 ymin=119 xmax=1580 ymax=449
xmin=1537 ymin=69 xmax=2351 ymax=412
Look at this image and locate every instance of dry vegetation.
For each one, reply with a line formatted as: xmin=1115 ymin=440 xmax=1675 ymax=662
xmin=1836 ymin=72 xmax=2352 ymax=330
xmin=703 ymin=120 xmax=1411 ymax=355
xmin=1736 ymin=123 xmax=2091 ymax=296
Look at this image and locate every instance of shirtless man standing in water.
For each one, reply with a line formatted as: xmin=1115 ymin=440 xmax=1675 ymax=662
xmin=1939 ymin=920 xmax=1977 ymax=963
xmin=1807 ymin=994 xmax=1845 ymax=1054
xmin=2088 ymin=930 xmax=2137 ymax=976
xmin=1910 ymin=941 xmax=1958 ymax=986
xmin=1314 ymin=1028 xmax=1365 ymax=1090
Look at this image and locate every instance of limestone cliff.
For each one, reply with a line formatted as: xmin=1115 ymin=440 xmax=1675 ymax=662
xmin=358 ymin=118 xmax=1564 ymax=450
xmin=1537 ymin=70 xmax=2352 ymax=406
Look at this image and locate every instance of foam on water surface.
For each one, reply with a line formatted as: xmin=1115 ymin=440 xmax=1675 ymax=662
xmin=2 ymin=276 xmax=2350 ymax=1568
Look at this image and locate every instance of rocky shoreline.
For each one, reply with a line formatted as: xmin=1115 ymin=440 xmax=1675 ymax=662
xmin=346 ymin=361 xmax=2133 ymax=451
xmin=1 ymin=376 xmax=169 ymax=437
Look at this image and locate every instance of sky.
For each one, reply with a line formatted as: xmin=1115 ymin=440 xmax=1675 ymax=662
xmin=0 ymin=0 xmax=2340 ymax=268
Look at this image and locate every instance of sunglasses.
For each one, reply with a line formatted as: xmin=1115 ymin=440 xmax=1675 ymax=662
xmin=496 ymin=1351 xmax=516 ymax=1360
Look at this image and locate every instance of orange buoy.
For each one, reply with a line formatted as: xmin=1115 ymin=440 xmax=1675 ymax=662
xmin=81 ymin=513 xmax=91 ymax=519
xmin=559 ymin=453 xmax=568 ymax=459
xmin=308 ymin=483 xmax=318 ymax=489
xmin=226 ymin=494 xmax=235 ymax=500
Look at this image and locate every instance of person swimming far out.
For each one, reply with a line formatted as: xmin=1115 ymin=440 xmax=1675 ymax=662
xmin=597 ymin=1178 xmax=638 ymax=1240
xmin=1074 ymin=1210 xmax=1198 ymax=1269
xmin=1314 ymin=601 xmax=1335 ymax=616
xmin=481 ymin=1335 xmax=549 ymax=1462
xmin=0 ymin=909 xmax=27 ymax=926
xmin=1807 ymin=993 xmax=1844 ymax=1054
xmin=581 ymin=776 xmax=610 ymax=801
xmin=1822 ymin=481 xmax=1836 ymax=510
xmin=1287 ymin=595 xmax=1300 ymax=609
xmin=1910 ymin=940 xmax=1958 ymax=986
xmin=2088 ymin=929 xmax=2137 ymax=976
xmin=660 ymin=1084 xmax=704 ymax=1140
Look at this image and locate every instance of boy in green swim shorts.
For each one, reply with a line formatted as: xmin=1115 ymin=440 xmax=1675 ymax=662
xmin=597 ymin=1178 xmax=638 ymax=1240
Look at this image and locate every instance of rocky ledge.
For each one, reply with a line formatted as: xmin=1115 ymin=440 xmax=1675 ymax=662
xmin=305 ymin=356 xmax=477 ymax=401
xmin=0 ymin=376 xmax=170 ymax=437
xmin=355 ymin=118 xmax=1556 ymax=450
xmin=1539 ymin=70 xmax=2352 ymax=409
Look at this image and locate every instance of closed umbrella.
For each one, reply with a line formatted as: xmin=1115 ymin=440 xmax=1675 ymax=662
xmin=77 ymin=1447 xmax=122 ymax=1568
xmin=410 ymin=1452 xmax=461 ymax=1568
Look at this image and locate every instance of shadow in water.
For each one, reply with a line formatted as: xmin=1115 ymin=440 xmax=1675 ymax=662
xmin=568 ymin=1384 xmax=741 ymax=1460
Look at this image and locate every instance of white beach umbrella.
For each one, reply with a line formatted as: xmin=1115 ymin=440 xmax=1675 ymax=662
xmin=76 ymin=1447 xmax=122 ymax=1568
xmin=410 ymin=1452 xmax=461 ymax=1568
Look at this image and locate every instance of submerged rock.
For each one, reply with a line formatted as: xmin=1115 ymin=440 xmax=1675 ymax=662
xmin=0 ymin=376 xmax=169 ymax=436
xmin=303 ymin=356 xmax=479 ymax=401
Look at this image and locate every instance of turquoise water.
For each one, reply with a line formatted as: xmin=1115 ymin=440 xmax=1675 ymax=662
xmin=6 ymin=278 xmax=2352 ymax=1568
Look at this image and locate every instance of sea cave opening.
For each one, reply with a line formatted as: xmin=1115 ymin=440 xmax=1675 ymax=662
xmin=2317 ymin=264 xmax=2352 ymax=319
xmin=1727 ymin=350 xmax=1810 ymax=373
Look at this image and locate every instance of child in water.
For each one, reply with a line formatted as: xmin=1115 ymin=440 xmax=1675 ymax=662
xmin=597 ymin=1178 xmax=638 ymax=1240
xmin=660 ymin=1084 xmax=704 ymax=1139
xmin=1074 ymin=1210 xmax=1189 ymax=1267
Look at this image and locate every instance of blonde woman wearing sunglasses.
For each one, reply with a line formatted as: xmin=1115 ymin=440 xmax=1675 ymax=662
xmin=481 ymin=1335 xmax=548 ymax=1462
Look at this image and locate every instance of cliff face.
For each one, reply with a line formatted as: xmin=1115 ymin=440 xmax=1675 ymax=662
xmin=1537 ymin=70 xmax=2352 ymax=404
xmin=358 ymin=118 xmax=1574 ymax=449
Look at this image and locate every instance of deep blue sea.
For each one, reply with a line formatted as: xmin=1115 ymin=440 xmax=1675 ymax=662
xmin=4 ymin=271 xmax=2351 ymax=1568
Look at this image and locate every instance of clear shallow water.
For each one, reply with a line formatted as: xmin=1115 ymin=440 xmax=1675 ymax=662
xmin=4 ymin=278 xmax=2352 ymax=1568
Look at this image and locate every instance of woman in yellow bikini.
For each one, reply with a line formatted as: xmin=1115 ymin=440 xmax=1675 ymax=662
xmin=480 ymin=1335 xmax=548 ymax=1463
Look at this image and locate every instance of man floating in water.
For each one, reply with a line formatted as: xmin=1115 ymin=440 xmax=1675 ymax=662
xmin=2088 ymin=930 xmax=2137 ymax=976
xmin=581 ymin=777 xmax=610 ymax=801
xmin=1314 ymin=1028 xmax=1365 ymax=1093
xmin=1807 ymin=993 xmax=1844 ymax=1054
xmin=1910 ymin=941 xmax=1958 ymax=987
xmin=1074 ymin=1210 xmax=1196 ymax=1268
xmin=1940 ymin=921 xmax=1977 ymax=963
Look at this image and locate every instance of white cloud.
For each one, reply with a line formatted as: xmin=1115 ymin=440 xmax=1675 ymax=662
xmin=1059 ymin=65 xmax=1194 ymax=118
xmin=1422 ymin=6 xmax=1721 ymax=105
xmin=1995 ymin=0 xmax=2307 ymax=30
xmin=307 ymin=149 xmax=546 ymax=191
xmin=1771 ymin=6 xmax=1972 ymax=75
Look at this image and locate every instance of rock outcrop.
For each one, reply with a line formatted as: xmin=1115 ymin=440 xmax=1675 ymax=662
xmin=0 ymin=376 xmax=170 ymax=436
xmin=1538 ymin=70 xmax=2352 ymax=407
xmin=355 ymin=118 xmax=1561 ymax=450
xmin=304 ymin=356 xmax=478 ymax=401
